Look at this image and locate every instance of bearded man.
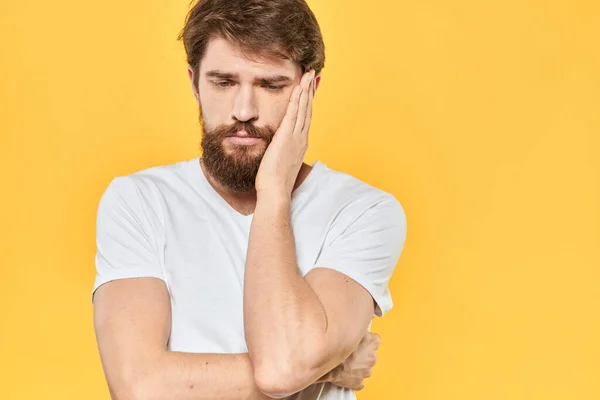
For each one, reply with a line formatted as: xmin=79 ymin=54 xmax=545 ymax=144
xmin=92 ymin=1 xmax=407 ymax=399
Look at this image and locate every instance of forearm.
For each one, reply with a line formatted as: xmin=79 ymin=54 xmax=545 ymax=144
xmin=244 ymin=195 xmax=332 ymax=390
xmin=122 ymin=350 xmax=334 ymax=400
xmin=125 ymin=351 xmax=266 ymax=400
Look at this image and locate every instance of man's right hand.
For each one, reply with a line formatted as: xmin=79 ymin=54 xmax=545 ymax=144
xmin=325 ymin=331 xmax=381 ymax=391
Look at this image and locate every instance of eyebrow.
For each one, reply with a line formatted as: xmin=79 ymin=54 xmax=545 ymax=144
xmin=205 ymin=70 xmax=293 ymax=84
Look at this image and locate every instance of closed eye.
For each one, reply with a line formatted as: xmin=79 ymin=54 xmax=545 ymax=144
xmin=212 ymin=81 xmax=284 ymax=92
xmin=264 ymin=85 xmax=284 ymax=92
xmin=214 ymin=81 xmax=233 ymax=88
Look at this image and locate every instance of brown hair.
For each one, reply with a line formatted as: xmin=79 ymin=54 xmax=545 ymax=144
xmin=177 ymin=0 xmax=325 ymax=90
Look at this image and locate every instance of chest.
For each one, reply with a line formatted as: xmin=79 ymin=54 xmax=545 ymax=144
xmin=161 ymin=205 xmax=328 ymax=352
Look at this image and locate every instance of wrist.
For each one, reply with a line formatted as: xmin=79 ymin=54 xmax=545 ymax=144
xmin=256 ymin=190 xmax=292 ymax=207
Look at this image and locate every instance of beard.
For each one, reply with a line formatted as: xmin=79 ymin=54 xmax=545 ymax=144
xmin=199 ymin=110 xmax=276 ymax=193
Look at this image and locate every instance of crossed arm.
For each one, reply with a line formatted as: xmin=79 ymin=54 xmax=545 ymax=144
xmin=93 ymin=70 xmax=402 ymax=399
xmin=92 ymin=179 xmax=389 ymax=399
xmin=93 ymin=277 xmax=337 ymax=400
xmin=243 ymin=70 xmax=380 ymax=396
xmin=244 ymin=194 xmax=377 ymax=398
xmin=92 ymin=197 xmax=378 ymax=400
xmin=94 ymin=277 xmax=266 ymax=400
xmin=93 ymin=226 xmax=376 ymax=400
xmin=92 ymin=182 xmax=394 ymax=399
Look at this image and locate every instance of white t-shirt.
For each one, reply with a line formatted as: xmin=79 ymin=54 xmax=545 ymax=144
xmin=92 ymin=156 xmax=407 ymax=399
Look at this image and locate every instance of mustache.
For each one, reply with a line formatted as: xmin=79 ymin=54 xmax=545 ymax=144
xmin=206 ymin=121 xmax=276 ymax=141
xmin=199 ymin=107 xmax=275 ymax=140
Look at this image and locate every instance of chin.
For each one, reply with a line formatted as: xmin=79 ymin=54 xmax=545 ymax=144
xmin=224 ymin=142 xmax=265 ymax=153
xmin=223 ymin=146 xmax=263 ymax=162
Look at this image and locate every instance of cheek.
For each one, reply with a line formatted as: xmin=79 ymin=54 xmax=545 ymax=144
xmin=198 ymin=83 xmax=213 ymax=106
xmin=199 ymin=89 xmax=227 ymax=118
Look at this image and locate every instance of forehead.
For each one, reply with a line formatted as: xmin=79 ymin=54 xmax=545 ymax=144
xmin=200 ymin=36 xmax=301 ymax=79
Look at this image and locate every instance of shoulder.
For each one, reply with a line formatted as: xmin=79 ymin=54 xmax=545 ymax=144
xmin=316 ymin=162 xmax=406 ymax=225
xmin=127 ymin=157 xmax=195 ymax=193
xmin=102 ymin=157 xmax=196 ymax=203
xmin=98 ymin=158 xmax=197 ymax=227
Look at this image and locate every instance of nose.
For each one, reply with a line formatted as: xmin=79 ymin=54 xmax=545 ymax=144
xmin=231 ymin=84 xmax=258 ymax=123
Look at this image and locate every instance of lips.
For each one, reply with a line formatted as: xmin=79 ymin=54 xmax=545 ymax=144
xmin=229 ymin=130 xmax=259 ymax=138
xmin=226 ymin=135 xmax=263 ymax=146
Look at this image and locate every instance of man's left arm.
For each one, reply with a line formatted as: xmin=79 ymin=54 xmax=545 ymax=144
xmin=244 ymin=193 xmax=406 ymax=398
xmin=244 ymin=69 xmax=406 ymax=397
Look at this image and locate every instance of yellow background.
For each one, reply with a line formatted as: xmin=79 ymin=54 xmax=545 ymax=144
xmin=1 ymin=0 xmax=599 ymax=398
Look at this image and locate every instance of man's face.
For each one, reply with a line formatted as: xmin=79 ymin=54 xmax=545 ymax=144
xmin=188 ymin=36 xmax=303 ymax=193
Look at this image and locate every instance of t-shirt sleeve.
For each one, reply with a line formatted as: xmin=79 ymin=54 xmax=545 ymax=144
xmin=313 ymin=194 xmax=407 ymax=317
xmin=91 ymin=175 xmax=166 ymax=303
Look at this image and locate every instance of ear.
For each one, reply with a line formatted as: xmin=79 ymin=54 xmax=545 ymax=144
xmin=313 ymin=72 xmax=322 ymax=95
xmin=187 ymin=65 xmax=200 ymax=106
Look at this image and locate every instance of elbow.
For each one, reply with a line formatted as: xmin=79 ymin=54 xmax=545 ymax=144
xmin=254 ymin=365 xmax=299 ymax=399
xmin=111 ymin=381 xmax=153 ymax=400
xmin=109 ymin=385 xmax=139 ymax=400
xmin=125 ymin=380 xmax=153 ymax=400
xmin=106 ymin=381 xmax=139 ymax=400
xmin=109 ymin=370 xmax=159 ymax=400
xmin=252 ymin=335 xmax=334 ymax=397
xmin=103 ymin=349 xmax=168 ymax=400
xmin=253 ymin=356 xmax=320 ymax=398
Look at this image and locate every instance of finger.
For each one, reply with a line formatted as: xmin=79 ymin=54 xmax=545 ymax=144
xmin=279 ymin=85 xmax=302 ymax=135
xmin=302 ymin=72 xmax=314 ymax=135
xmin=294 ymin=70 xmax=311 ymax=134
xmin=294 ymin=70 xmax=312 ymax=135
xmin=304 ymin=70 xmax=314 ymax=125
xmin=372 ymin=332 xmax=381 ymax=346
xmin=355 ymin=381 xmax=365 ymax=391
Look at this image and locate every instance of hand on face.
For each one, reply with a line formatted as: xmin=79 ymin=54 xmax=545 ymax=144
xmin=254 ymin=69 xmax=316 ymax=199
